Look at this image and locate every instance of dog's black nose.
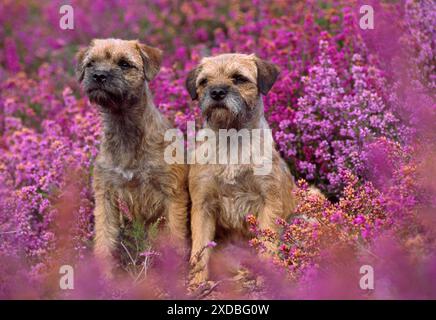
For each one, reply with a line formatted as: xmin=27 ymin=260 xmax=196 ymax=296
xmin=210 ymin=86 xmax=228 ymax=101
xmin=92 ymin=72 xmax=108 ymax=84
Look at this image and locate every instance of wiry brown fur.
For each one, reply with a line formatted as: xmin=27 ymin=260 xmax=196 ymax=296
xmin=186 ymin=53 xmax=297 ymax=285
xmin=76 ymin=39 xmax=189 ymax=276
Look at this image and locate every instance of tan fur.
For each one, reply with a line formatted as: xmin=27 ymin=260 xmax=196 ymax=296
xmin=186 ymin=53 xmax=297 ymax=285
xmin=76 ymin=39 xmax=189 ymax=277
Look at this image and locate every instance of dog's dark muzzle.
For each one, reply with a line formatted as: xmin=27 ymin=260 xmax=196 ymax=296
xmin=85 ymin=70 xmax=123 ymax=100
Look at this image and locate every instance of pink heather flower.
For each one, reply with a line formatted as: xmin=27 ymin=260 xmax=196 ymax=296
xmin=207 ymin=241 xmax=217 ymax=248
xmin=4 ymin=37 xmax=21 ymax=73
xmin=353 ymin=215 xmax=366 ymax=225
xmin=361 ymin=226 xmax=371 ymax=239
xmin=117 ymin=197 xmax=132 ymax=222
xmin=194 ymin=28 xmax=209 ymax=41
xmin=330 ymin=211 xmax=343 ymax=223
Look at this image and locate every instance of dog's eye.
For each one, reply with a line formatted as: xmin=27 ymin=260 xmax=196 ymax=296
xmin=199 ymin=78 xmax=208 ymax=87
xmin=85 ymin=60 xmax=94 ymax=68
xmin=118 ymin=60 xmax=132 ymax=69
xmin=232 ymin=74 xmax=249 ymax=85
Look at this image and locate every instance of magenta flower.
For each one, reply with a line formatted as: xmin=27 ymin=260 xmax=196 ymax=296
xmin=206 ymin=241 xmax=217 ymax=248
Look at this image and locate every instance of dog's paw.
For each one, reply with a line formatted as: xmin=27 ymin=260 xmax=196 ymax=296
xmin=187 ymin=280 xmax=218 ymax=299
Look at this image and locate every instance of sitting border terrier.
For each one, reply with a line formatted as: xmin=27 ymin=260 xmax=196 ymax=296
xmin=185 ymin=53 xmax=298 ymax=285
xmin=76 ymin=39 xmax=189 ymax=276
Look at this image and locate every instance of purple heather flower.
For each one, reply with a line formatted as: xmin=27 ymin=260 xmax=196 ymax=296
xmin=207 ymin=241 xmax=217 ymax=248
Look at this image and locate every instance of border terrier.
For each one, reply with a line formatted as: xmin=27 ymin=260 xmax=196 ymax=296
xmin=76 ymin=39 xmax=189 ymax=276
xmin=185 ymin=53 xmax=297 ymax=285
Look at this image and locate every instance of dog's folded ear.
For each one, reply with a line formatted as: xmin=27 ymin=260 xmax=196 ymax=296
xmin=255 ymin=58 xmax=280 ymax=95
xmin=75 ymin=46 xmax=89 ymax=82
xmin=186 ymin=67 xmax=199 ymax=100
xmin=137 ymin=42 xmax=162 ymax=81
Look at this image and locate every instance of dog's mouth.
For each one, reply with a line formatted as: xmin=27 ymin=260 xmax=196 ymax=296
xmin=208 ymin=103 xmax=229 ymax=111
xmin=202 ymin=97 xmax=251 ymax=130
xmin=204 ymin=104 xmax=238 ymax=129
xmin=204 ymin=102 xmax=231 ymax=116
xmin=86 ymin=87 xmax=112 ymax=96
xmin=86 ymin=87 xmax=123 ymax=110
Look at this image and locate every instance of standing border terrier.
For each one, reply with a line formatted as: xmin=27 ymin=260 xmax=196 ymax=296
xmin=76 ymin=39 xmax=189 ymax=276
xmin=185 ymin=53 xmax=297 ymax=285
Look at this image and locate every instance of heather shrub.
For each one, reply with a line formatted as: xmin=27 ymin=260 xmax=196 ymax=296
xmin=276 ymin=39 xmax=406 ymax=196
xmin=248 ymin=171 xmax=388 ymax=279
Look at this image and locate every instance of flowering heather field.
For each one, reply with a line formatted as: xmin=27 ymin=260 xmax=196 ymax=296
xmin=0 ymin=0 xmax=435 ymax=299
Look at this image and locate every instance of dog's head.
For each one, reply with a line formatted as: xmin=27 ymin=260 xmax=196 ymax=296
xmin=186 ymin=53 xmax=279 ymax=129
xmin=76 ymin=38 xmax=162 ymax=111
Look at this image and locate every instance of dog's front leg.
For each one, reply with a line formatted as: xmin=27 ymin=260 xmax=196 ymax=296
xmin=189 ymin=202 xmax=216 ymax=286
xmin=257 ymin=196 xmax=283 ymax=257
xmin=165 ymin=164 xmax=189 ymax=250
xmin=93 ymin=191 xmax=120 ymax=278
xmin=167 ymin=194 xmax=189 ymax=243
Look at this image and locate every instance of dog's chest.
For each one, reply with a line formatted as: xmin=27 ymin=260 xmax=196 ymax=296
xmin=219 ymin=164 xmax=245 ymax=185
xmin=98 ymin=161 xmax=152 ymax=186
xmin=97 ymin=160 xmax=168 ymax=219
xmin=214 ymin=165 xmax=264 ymax=230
